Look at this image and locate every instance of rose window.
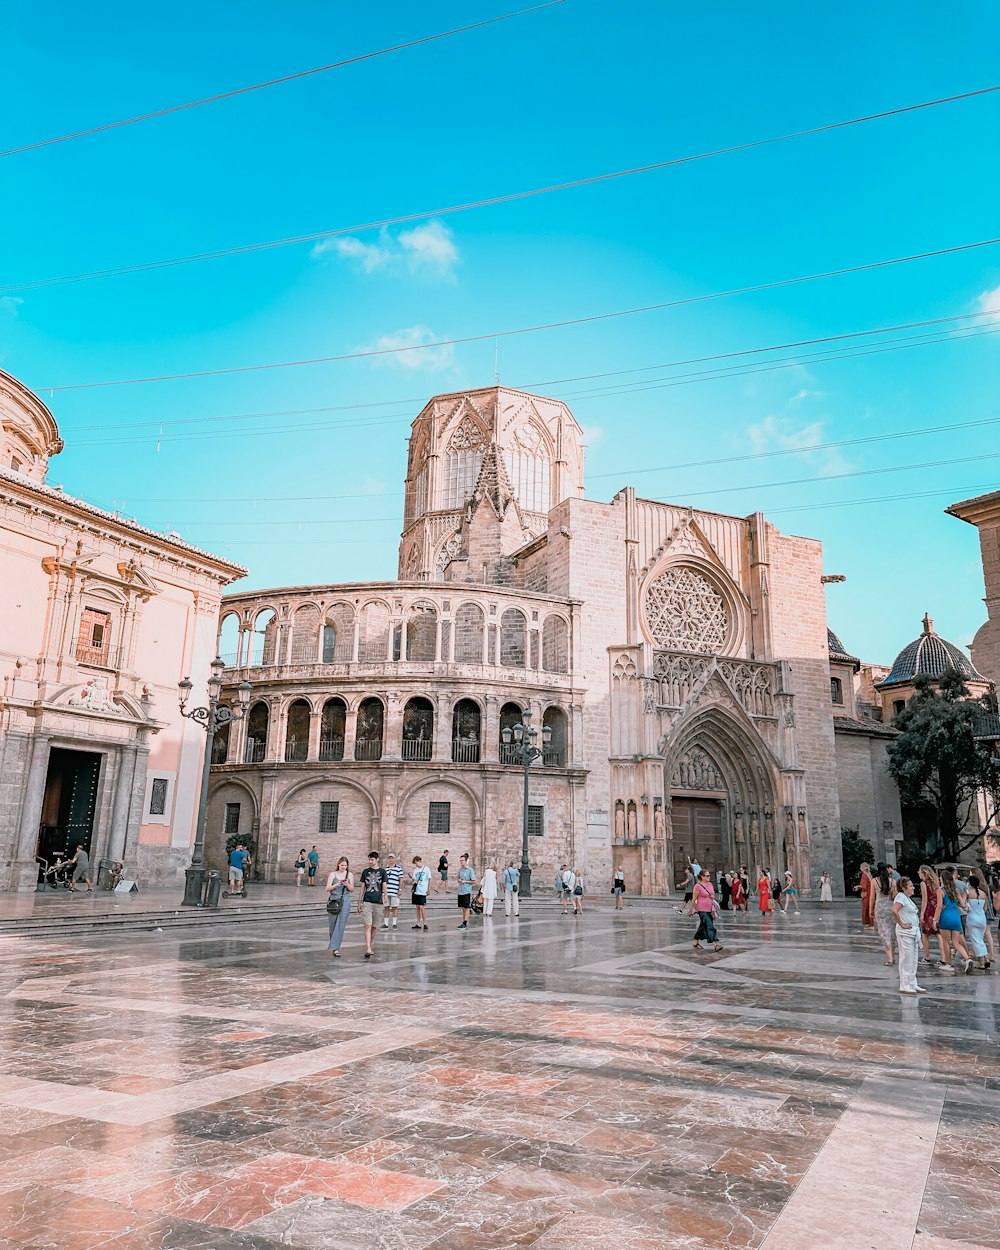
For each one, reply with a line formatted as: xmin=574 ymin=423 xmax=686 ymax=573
xmin=644 ymin=566 xmax=727 ymax=652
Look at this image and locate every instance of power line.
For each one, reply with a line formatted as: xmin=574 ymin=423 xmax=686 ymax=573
xmin=60 ymin=307 xmax=995 ymax=438
xmin=37 ymin=236 xmax=1000 ymax=392
xmin=0 ymin=3 xmax=565 ymax=160
xmin=5 ymin=84 xmax=997 ymax=296
xmin=68 ymin=317 xmax=1000 ymax=451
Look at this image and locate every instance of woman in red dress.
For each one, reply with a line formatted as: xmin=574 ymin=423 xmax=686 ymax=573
xmin=757 ymin=870 xmax=771 ymax=915
xmin=730 ymin=872 xmax=746 ymax=912
xmin=858 ymin=862 xmax=875 ymax=929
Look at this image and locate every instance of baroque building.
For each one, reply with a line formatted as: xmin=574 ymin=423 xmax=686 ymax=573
xmin=0 ymin=368 xmax=245 ymax=891
xmin=210 ymin=386 xmax=851 ymax=893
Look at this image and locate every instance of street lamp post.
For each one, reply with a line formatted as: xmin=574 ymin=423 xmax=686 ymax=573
xmin=178 ymin=658 xmax=252 ymax=906
xmin=501 ymin=709 xmax=551 ymax=897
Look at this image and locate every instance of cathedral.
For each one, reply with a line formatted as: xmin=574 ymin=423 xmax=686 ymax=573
xmin=208 ymin=385 xmax=885 ymax=895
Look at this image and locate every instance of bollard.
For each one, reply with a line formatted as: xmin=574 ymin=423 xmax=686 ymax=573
xmin=203 ymin=870 xmax=222 ymax=909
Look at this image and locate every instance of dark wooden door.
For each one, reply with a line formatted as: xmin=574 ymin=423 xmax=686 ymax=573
xmin=671 ymin=798 xmax=723 ymax=881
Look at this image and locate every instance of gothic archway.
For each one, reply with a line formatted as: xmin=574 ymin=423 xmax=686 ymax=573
xmin=661 ymin=704 xmax=782 ymax=878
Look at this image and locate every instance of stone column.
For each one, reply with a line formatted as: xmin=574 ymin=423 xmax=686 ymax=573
xmin=107 ymin=744 xmax=140 ymax=862
xmin=482 ymin=694 xmax=499 ymax=763
xmin=383 ymin=692 xmax=403 ymax=760
xmin=343 ymin=696 xmax=358 ymax=761
xmin=307 ymin=706 xmax=322 ymax=760
xmin=433 ymin=693 xmax=450 ymax=762
xmin=13 ymin=734 xmax=52 ymax=890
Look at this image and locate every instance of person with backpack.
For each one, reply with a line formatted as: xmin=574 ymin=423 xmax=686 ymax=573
xmin=410 ymin=856 xmax=431 ymax=930
xmin=571 ymin=868 xmax=585 ymax=915
xmin=559 ymin=865 xmax=576 ymax=914
xmin=612 ymin=867 xmax=625 ymax=910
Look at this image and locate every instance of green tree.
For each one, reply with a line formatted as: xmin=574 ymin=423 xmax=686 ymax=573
xmin=885 ymin=669 xmax=999 ymax=861
xmin=840 ymin=826 xmax=874 ymax=896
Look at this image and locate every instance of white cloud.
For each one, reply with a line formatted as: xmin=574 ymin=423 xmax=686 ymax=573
xmin=359 ymin=325 xmax=456 ymax=372
xmin=581 ymin=423 xmax=605 ymax=447
xmin=311 ymin=219 xmax=459 ymax=279
xmin=744 ymin=411 xmax=850 ymax=477
xmin=398 ymin=220 xmax=459 ymax=276
xmin=0 ymin=296 xmax=24 ymax=316
xmin=310 ymin=235 xmax=392 ymax=272
xmin=976 ymin=283 xmax=1000 ymax=317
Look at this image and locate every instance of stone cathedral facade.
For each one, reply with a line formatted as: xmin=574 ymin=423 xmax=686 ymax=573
xmin=210 ymin=386 xmax=847 ymax=893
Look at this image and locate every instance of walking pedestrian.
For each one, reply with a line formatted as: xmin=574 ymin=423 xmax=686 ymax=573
xmin=382 ymin=853 xmax=403 ymax=930
xmin=892 ymin=877 xmax=925 ymax=994
xmin=456 ymin=853 xmax=476 ymax=929
xmin=324 ymin=857 xmax=353 ymax=958
xmin=757 ymin=868 xmax=771 ymax=916
xmin=818 ymin=871 xmax=833 ymax=908
xmin=66 ymin=845 xmax=93 ymax=893
xmin=917 ymin=865 xmax=945 ymax=965
xmin=502 ymin=861 xmax=520 ymax=916
xmin=409 ymin=856 xmax=430 ymax=930
xmin=730 ymin=870 xmax=746 ymax=913
xmin=937 ymin=868 xmax=973 ymax=974
xmin=294 ymin=849 xmax=307 ymax=888
xmin=481 ymin=861 xmax=498 ymax=917
xmin=437 ymin=850 xmax=449 ymax=893
xmin=572 ymin=869 xmax=585 ymax=915
xmin=781 ymin=871 xmax=800 ymax=915
xmin=689 ymin=869 xmax=723 ymax=952
xmin=307 ymin=845 xmax=319 ymax=887
xmin=559 ymin=865 xmax=576 ymax=914
xmin=612 ymin=866 xmax=625 ymax=910
xmin=677 ymin=863 xmax=696 ymax=913
xmin=720 ymin=872 xmax=732 ymax=910
xmin=227 ymin=843 xmax=248 ymax=895
xmin=965 ymin=873 xmax=991 ymax=970
xmin=873 ymin=865 xmax=897 ymax=966
xmin=357 ymin=851 xmax=387 ymax=959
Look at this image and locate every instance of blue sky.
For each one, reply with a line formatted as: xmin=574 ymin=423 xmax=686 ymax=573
xmin=2 ymin=0 xmax=999 ymax=664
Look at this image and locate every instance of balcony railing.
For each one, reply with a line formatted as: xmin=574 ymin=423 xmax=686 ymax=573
xmin=285 ymin=739 xmax=309 ymax=763
xmin=974 ymin=712 xmax=1000 ymax=740
xmin=354 ymin=738 xmax=383 ymax=761
xmin=499 ymin=743 xmax=565 ymax=767
xmin=244 ymin=739 xmax=266 ymax=763
xmin=452 ymin=739 xmax=481 ymax=763
xmin=401 ymin=739 xmax=432 ymax=761
xmin=319 ymin=737 xmax=345 ymax=761
xmin=72 ymin=637 xmax=122 ymax=669
xmin=357 ymin=640 xmax=388 ymax=661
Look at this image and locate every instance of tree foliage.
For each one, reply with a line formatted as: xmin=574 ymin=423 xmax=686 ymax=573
xmin=840 ymin=826 xmax=875 ymax=895
xmin=885 ymin=669 xmax=999 ymax=861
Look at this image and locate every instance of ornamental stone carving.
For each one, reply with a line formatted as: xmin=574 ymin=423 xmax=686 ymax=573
xmin=447 ymin=417 xmax=487 ymax=453
xmin=671 ymin=746 xmax=723 ymax=791
xmin=644 ymin=566 xmax=727 ymax=652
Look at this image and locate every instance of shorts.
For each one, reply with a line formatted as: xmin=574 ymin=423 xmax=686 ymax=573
xmin=386 ymin=894 xmax=399 ymax=909
xmin=412 ymin=893 xmax=427 ymax=907
xmin=440 ymin=869 xmax=448 ymax=880
xmin=457 ymin=893 xmax=472 ymax=909
xmin=295 ymin=866 xmax=305 ymax=877
xmin=362 ymin=902 xmax=384 ymax=926
xmin=229 ymin=868 xmax=244 ymax=885
xmin=73 ymin=865 xmax=89 ymax=881
xmin=307 ymin=865 xmax=317 ymax=878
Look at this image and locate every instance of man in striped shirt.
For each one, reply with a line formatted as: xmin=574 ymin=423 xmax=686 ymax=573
xmin=383 ymin=853 xmax=404 ymax=930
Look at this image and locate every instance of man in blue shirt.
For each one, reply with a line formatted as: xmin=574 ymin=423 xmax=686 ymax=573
xmin=456 ymin=853 xmax=477 ymax=929
xmin=307 ymin=846 xmax=319 ymax=886
xmin=228 ymin=844 xmax=248 ymax=891
xmin=502 ymin=861 xmax=520 ymax=917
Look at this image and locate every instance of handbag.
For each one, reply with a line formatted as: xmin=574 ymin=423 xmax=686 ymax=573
xmin=326 ymin=884 xmax=344 ymax=915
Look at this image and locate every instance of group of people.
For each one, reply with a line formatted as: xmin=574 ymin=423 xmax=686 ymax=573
xmin=677 ymin=862 xmax=812 ymax=918
xmin=323 ymin=851 xmax=525 ymax=959
xmin=858 ymin=861 xmax=997 ymax=992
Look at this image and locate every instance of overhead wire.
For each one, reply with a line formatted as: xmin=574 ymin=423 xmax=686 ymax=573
xmin=0 ymin=2 xmax=566 ymax=160
xmin=36 ymin=236 xmax=1000 ymax=392
xmin=4 ymin=84 xmax=998 ymax=296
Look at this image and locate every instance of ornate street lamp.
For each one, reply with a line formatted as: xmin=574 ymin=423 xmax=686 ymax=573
xmin=178 ymin=657 xmax=252 ymax=906
xmin=501 ymin=708 xmax=551 ymax=897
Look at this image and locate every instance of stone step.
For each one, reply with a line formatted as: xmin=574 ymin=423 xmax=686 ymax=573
xmin=0 ymin=902 xmax=325 ymax=939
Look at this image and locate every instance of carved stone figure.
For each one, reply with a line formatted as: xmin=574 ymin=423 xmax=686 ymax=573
xmin=67 ymin=677 xmax=118 ymax=713
xmin=798 ymin=810 xmax=808 ymax=845
xmin=627 ymin=805 xmax=638 ymax=839
xmin=615 ymin=804 xmax=625 ymax=840
xmin=654 ymin=806 xmax=665 ymax=839
xmin=734 ymin=811 xmax=745 ymax=845
xmin=785 ymin=809 xmax=795 ymax=843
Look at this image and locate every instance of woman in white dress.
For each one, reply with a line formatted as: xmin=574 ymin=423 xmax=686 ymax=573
xmin=818 ymin=871 xmax=833 ymax=908
xmin=481 ymin=861 xmax=498 ymax=917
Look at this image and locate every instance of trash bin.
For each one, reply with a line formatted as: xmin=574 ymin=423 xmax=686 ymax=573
xmin=204 ymin=870 xmax=222 ymax=909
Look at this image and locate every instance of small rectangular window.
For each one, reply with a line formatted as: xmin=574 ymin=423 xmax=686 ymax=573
xmin=527 ymin=805 xmax=544 ymax=837
xmin=149 ymin=778 xmax=168 ymax=816
xmin=830 ymin=677 xmax=843 ymax=705
xmin=224 ymin=802 xmax=241 ymax=834
xmin=319 ymin=800 xmax=339 ymax=833
xmin=428 ymin=801 xmax=451 ymax=836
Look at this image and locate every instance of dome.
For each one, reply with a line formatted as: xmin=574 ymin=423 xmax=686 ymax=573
xmin=881 ymin=613 xmax=986 ymax=688
xmin=828 ymin=627 xmax=860 ymax=669
xmin=0 ymin=368 xmax=63 ymax=483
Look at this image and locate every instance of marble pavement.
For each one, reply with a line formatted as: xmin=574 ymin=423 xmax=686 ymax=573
xmin=0 ymin=899 xmax=997 ymax=1249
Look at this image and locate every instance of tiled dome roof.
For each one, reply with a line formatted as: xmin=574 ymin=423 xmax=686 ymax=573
xmin=881 ymin=614 xmax=986 ymax=688
xmin=828 ymin=627 xmax=860 ymax=668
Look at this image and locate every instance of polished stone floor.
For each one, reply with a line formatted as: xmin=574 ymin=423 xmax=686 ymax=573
xmin=0 ymin=898 xmax=998 ymax=1250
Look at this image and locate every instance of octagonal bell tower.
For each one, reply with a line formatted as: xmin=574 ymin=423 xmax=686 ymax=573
xmin=398 ymin=386 xmax=585 ymax=583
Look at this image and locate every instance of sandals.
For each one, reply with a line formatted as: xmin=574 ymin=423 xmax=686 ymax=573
xmin=692 ymin=942 xmax=703 ymax=950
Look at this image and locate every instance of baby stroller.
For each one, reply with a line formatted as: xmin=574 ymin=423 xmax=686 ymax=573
xmin=470 ymin=889 xmax=485 ymax=916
